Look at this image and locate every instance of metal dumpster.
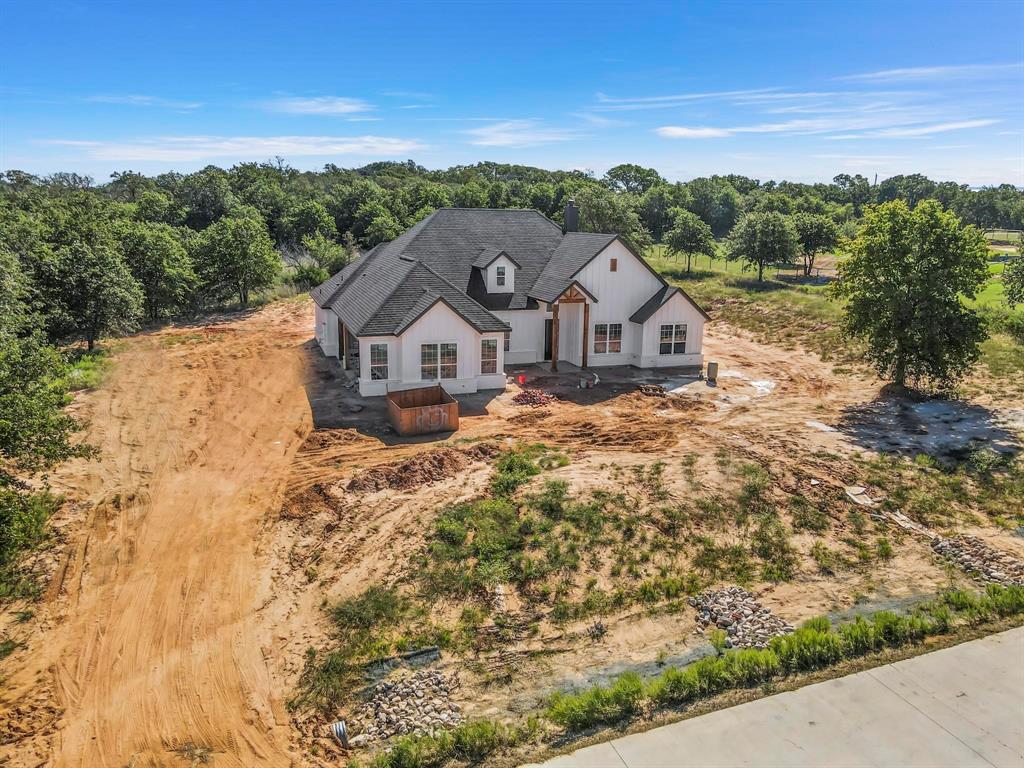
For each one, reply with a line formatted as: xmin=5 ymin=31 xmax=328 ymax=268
xmin=386 ymin=385 xmax=459 ymax=436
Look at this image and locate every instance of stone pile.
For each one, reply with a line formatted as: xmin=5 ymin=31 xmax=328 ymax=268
xmin=931 ymin=535 xmax=1024 ymax=586
xmin=689 ymin=586 xmax=794 ymax=649
xmin=350 ymin=670 xmax=462 ymax=745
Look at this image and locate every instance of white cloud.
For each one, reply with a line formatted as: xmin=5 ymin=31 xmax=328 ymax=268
xmin=39 ymin=135 xmax=426 ymax=162
xmin=464 ymin=120 xmax=580 ymax=147
xmin=594 ymin=88 xmax=781 ymax=111
xmin=825 ymin=119 xmax=999 ymax=140
xmin=263 ymin=96 xmax=373 ymax=115
xmin=656 ymin=126 xmax=732 ymax=138
xmin=840 ymin=63 xmax=1022 ymax=82
xmin=86 ymin=94 xmax=202 ymax=110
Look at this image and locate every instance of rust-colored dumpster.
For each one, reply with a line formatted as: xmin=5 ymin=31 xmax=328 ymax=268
xmin=387 ymin=385 xmax=459 ymax=436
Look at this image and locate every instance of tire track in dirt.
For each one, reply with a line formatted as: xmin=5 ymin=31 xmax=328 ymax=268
xmin=1 ymin=302 xmax=315 ymax=768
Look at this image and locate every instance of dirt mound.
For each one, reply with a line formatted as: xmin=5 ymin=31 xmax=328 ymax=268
xmin=299 ymin=428 xmax=366 ymax=452
xmin=280 ymin=482 xmax=345 ymax=519
xmin=557 ymin=418 xmax=677 ymax=452
xmin=346 ymin=442 xmax=501 ymax=493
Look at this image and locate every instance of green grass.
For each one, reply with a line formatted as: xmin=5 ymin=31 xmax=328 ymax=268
xmin=63 ymin=348 xmax=113 ymax=391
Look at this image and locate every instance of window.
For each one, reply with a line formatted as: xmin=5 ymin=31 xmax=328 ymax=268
xmin=659 ymin=324 xmax=687 ymax=355
xmin=420 ymin=343 xmax=438 ymax=380
xmin=503 ymin=330 xmax=511 ymax=352
xmin=369 ymin=343 xmax=389 ymax=380
xmin=610 ymin=258 xmax=618 ymax=272
xmin=422 ymin=343 xmax=458 ymax=380
xmin=495 ymin=265 xmax=506 ymax=286
xmin=594 ymin=323 xmax=622 ymax=354
xmin=481 ymin=338 xmax=498 ymax=374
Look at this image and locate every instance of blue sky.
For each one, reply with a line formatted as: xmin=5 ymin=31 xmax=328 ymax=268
xmin=2 ymin=0 xmax=1022 ymax=185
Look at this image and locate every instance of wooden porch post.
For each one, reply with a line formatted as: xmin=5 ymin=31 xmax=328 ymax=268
xmin=582 ymin=301 xmax=590 ymax=369
xmin=550 ymin=302 xmax=560 ymax=372
xmin=341 ymin=321 xmax=348 ymax=368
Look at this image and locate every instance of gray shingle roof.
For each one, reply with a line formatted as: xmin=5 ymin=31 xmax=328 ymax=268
xmin=629 ymin=285 xmax=712 ymax=324
xmin=310 ymin=208 xmax=704 ymax=338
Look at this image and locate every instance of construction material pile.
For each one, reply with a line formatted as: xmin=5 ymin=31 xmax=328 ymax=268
xmin=350 ymin=670 xmax=462 ymax=745
xmin=689 ymin=587 xmax=795 ymax=649
xmin=931 ymin=535 xmax=1024 ymax=586
xmin=638 ymin=384 xmax=667 ymax=398
xmin=346 ymin=442 xmax=500 ymax=492
xmin=512 ymin=389 xmax=557 ymax=407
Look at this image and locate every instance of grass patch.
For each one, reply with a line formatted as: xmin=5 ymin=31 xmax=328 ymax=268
xmin=62 ymin=348 xmax=112 ymax=391
xmin=364 ymin=718 xmax=541 ymax=768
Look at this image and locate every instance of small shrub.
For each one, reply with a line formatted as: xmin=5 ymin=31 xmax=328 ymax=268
xmin=875 ymin=537 xmax=894 ymax=560
xmin=547 ymin=672 xmax=645 ymax=729
xmin=770 ymin=626 xmax=844 ymax=672
xmin=708 ymin=628 xmax=728 ymax=656
xmin=838 ymin=616 xmax=878 ymax=655
xmin=790 ymin=495 xmax=830 ymax=532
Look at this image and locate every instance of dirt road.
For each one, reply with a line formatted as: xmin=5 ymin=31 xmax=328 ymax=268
xmin=1 ymin=301 xmax=315 ymax=767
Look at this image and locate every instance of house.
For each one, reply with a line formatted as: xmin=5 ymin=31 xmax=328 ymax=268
xmin=311 ymin=202 xmax=709 ymax=397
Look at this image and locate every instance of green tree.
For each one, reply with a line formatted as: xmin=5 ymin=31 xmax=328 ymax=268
xmin=56 ymin=242 xmax=144 ymax=350
xmin=725 ymin=211 xmax=800 ymax=281
xmin=831 ymin=200 xmax=989 ymax=388
xmin=1004 ymin=242 xmax=1024 ymax=306
xmin=683 ymin=177 xmax=741 ymax=237
xmin=282 ymin=200 xmax=337 ymax=246
xmin=572 ymin=186 xmax=653 ymax=252
xmin=196 ymin=211 xmax=280 ymax=307
xmin=117 ymin=221 xmax=196 ymax=320
xmin=792 ymin=212 xmax=840 ymax=277
xmin=603 ymin=164 xmax=665 ymax=195
xmin=664 ymin=208 xmax=716 ymax=273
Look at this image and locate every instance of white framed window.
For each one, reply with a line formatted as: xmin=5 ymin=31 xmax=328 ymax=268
xmin=659 ymin=324 xmax=687 ymax=355
xmin=369 ymin=343 xmax=389 ymax=380
xmin=503 ymin=330 xmax=510 ymax=352
xmin=495 ymin=265 xmax=506 ymax=286
xmin=594 ymin=323 xmax=622 ymax=354
xmin=421 ymin=343 xmax=458 ymax=380
xmin=481 ymin=338 xmax=498 ymax=374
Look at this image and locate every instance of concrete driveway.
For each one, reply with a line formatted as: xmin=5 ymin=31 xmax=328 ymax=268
xmin=535 ymin=626 xmax=1024 ymax=768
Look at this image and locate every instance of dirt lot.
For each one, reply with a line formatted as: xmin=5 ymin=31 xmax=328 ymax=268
xmin=1 ymin=297 xmax=1021 ymax=767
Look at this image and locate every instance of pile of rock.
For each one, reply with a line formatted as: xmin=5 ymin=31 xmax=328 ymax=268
xmin=931 ymin=535 xmax=1024 ymax=586
xmin=512 ymin=389 xmax=557 ymax=406
xmin=689 ymin=587 xmax=794 ymax=649
xmin=350 ymin=670 xmax=462 ymax=745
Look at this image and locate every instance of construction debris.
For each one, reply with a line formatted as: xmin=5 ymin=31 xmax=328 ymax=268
xmin=931 ymin=535 xmax=1024 ymax=586
xmin=351 ymin=670 xmax=462 ymax=744
xmin=638 ymin=384 xmax=667 ymax=398
xmin=845 ymin=485 xmax=879 ymax=507
xmin=690 ymin=587 xmax=795 ymax=649
xmin=512 ymin=389 xmax=558 ymax=407
xmin=346 ymin=442 xmax=500 ymax=492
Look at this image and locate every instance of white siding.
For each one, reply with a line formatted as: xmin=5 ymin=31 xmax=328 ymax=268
xmin=493 ymin=308 xmax=546 ymax=364
xmin=485 ymin=255 xmax=516 ymax=294
xmin=575 ymin=240 xmax=661 ymax=366
xmin=315 ymin=304 xmax=340 ymax=358
xmin=356 ymin=302 xmax=506 ymax=397
xmin=639 ymin=292 xmax=706 ymax=368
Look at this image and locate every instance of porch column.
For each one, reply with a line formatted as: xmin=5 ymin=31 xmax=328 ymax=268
xmin=582 ymin=301 xmax=590 ymax=368
xmin=340 ymin=321 xmax=349 ymax=368
xmin=550 ymin=302 xmax=560 ymax=372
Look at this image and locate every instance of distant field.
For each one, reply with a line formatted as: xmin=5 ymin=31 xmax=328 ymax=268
xmin=985 ymin=229 xmax=1022 ymax=244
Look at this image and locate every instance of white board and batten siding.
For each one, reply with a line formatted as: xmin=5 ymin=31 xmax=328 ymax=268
xmin=639 ymin=292 xmax=706 ymax=368
xmin=356 ymin=301 xmax=505 ymax=397
xmin=314 ymin=304 xmax=340 ymax=357
xmin=484 ymin=255 xmax=516 ymax=294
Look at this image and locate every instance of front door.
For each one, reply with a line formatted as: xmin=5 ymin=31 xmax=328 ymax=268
xmin=543 ymin=319 xmax=553 ymax=361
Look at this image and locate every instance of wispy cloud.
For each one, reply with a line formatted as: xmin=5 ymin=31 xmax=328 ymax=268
xmin=656 ymin=126 xmax=732 ymax=138
xmin=464 ymin=119 xmax=580 ymax=147
xmin=658 ymin=117 xmax=999 ymax=140
xmin=86 ymin=94 xmax=202 ymax=110
xmin=262 ymin=96 xmax=373 ymax=115
xmin=839 ymin=63 xmax=1022 ymax=82
xmin=594 ymin=88 xmax=781 ymax=111
xmin=826 ymin=119 xmax=999 ymax=140
xmin=40 ymin=135 xmax=425 ymax=162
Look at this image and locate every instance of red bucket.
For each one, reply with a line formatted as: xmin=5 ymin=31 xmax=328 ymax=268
xmin=517 ymin=374 xmax=527 ymax=385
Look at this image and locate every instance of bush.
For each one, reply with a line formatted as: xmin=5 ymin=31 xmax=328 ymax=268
xmin=838 ymin=616 xmax=878 ymax=655
xmin=490 ymin=450 xmax=541 ymax=496
xmin=770 ymin=627 xmax=844 ymax=672
xmin=369 ymin=718 xmax=535 ymax=768
xmin=546 ymin=672 xmax=645 ymax=729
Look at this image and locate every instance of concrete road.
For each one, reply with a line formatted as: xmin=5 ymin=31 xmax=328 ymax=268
xmin=536 ymin=626 xmax=1024 ymax=768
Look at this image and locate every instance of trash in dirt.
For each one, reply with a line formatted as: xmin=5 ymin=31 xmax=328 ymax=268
xmin=750 ymin=380 xmax=777 ymax=396
xmin=845 ymin=485 xmax=878 ymax=507
xmin=346 ymin=442 xmax=501 ymax=492
xmin=512 ymin=389 xmax=557 ymax=406
xmin=809 ymin=479 xmax=820 ymax=486
xmin=638 ymin=384 xmax=667 ymax=398
xmin=329 ymin=720 xmax=349 ymax=748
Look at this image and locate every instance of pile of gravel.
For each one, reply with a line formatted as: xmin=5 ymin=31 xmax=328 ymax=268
xmin=932 ymin=535 xmax=1024 ymax=586
xmin=350 ymin=670 xmax=462 ymax=745
xmin=689 ymin=586 xmax=794 ymax=649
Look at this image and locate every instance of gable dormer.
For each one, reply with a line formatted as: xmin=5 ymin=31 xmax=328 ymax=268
xmin=473 ymin=247 xmax=520 ymax=294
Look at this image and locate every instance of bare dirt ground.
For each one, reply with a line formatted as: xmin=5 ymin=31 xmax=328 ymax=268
xmin=2 ymin=297 xmax=1021 ymax=767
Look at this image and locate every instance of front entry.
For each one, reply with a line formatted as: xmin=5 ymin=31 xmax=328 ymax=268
xmin=543 ymin=319 xmax=553 ymax=361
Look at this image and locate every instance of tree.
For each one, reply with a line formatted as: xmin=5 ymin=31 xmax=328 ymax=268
xmin=683 ymin=177 xmax=741 ymax=237
xmin=830 ymin=200 xmax=989 ymax=388
xmin=725 ymin=211 xmax=800 ymax=281
xmin=664 ymin=208 xmax=716 ymax=273
xmin=116 ymin=221 xmax=196 ymax=320
xmin=54 ymin=242 xmax=143 ymax=350
xmin=196 ymin=211 xmax=280 ymax=307
xmin=572 ymin=186 xmax=653 ymax=252
xmin=603 ymin=164 xmax=665 ymax=195
xmin=792 ymin=212 xmax=840 ymax=277
xmin=1004 ymin=241 xmax=1024 ymax=307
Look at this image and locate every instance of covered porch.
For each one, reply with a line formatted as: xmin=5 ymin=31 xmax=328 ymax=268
xmin=547 ymin=282 xmax=596 ymax=372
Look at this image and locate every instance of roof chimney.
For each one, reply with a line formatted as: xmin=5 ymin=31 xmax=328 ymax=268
xmin=564 ymin=199 xmax=579 ymax=233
